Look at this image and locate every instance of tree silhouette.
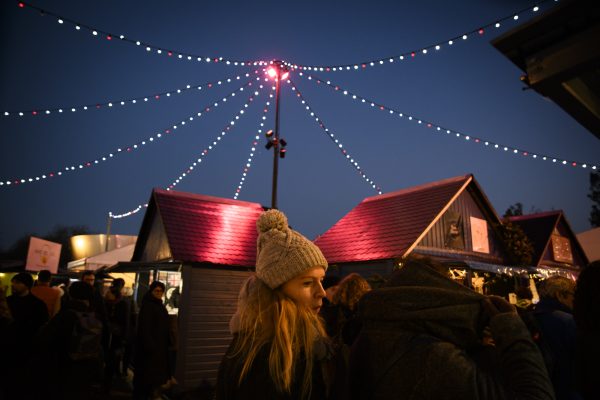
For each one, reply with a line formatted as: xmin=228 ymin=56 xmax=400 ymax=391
xmin=0 ymin=225 xmax=90 ymax=271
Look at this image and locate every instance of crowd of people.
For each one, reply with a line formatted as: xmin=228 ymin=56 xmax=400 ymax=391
xmin=215 ymin=209 xmax=599 ymax=400
xmin=0 ymin=268 xmax=175 ymax=399
xmin=1 ymin=209 xmax=598 ymax=399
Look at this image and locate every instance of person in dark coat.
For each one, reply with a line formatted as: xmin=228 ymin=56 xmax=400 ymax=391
xmin=103 ymin=278 xmax=130 ymax=393
xmin=133 ymin=280 xmax=172 ymax=400
xmin=38 ymin=281 xmax=103 ymax=400
xmin=216 ymin=209 xmax=331 ymax=400
xmin=573 ymin=260 xmax=600 ymax=400
xmin=348 ymin=256 xmax=555 ymax=400
xmin=534 ymin=276 xmax=581 ymax=400
xmin=5 ymin=272 xmax=49 ymax=400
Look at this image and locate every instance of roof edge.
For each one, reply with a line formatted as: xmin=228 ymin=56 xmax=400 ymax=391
xmin=362 ymin=174 xmax=472 ymax=204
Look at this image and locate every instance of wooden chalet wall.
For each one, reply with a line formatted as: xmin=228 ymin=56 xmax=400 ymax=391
xmin=539 ymin=221 xmax=587 ymax=269
xmin=175 ymin=264 xmax=252 ymax=389
xmin=139 ymin=213 xmax=172 ymax=262
xmin=416 ymin=190 xmax=504 ymax=262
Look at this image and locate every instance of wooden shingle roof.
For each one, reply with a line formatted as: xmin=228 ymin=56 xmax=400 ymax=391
xmin=133 ymin=188 xmax=264 ymax=267
xmin=315 ymin=175 xmax=476 ymax=264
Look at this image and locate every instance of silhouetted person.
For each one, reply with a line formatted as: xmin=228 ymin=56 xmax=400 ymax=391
xmin=103 ymin=278 xmax=130 ymax=393
xmin=31 ymin=269 xmax=62 ymax=317
xmin=81 ymin=270 xmax=110 ymax=355
xmin=573 ymin=261 xmax=600 ymax=400
xmin=6 ymin=272 xmax=49 ymax=400
xmin=349 ymin=257 xmax=554 ymax=400
xmin=39 ymin=281 xmax=103 ymax=399
xmin=133 ymin=281 xmax=172 ymax=399
xmin=534 ymin=276 xmax=580 ymax=400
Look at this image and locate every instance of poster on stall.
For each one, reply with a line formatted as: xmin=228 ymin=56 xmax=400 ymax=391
xmin=25 ymin=236 xmax=62 ymax=274
xmin=470 ymin=216 xmax=490 ymax=254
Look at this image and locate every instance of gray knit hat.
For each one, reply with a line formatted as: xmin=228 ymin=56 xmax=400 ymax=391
xmin=256 ymin=209 xmax=328 ymax=289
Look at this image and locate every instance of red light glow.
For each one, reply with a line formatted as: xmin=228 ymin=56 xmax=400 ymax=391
xmin=281 ymin=71 xmax=289 ymax=80
xmin=267 ymin=68 xmax=277 ymax=78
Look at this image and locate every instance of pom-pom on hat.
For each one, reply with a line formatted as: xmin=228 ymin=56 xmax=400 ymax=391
xmin=256 ymin=209 xmax=328 ymax=289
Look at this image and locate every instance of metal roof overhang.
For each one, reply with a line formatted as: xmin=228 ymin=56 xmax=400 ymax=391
xmin=105 ymin=261 xmax=181 ymax=273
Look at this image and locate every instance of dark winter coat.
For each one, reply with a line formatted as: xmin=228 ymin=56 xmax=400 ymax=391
xmin=133 ymin=293 xmax=171 ymax=388
xmin=534 ymin=298 xmax=581 ymax=400
xmin=37 ymin=299 xmax=103 ymax=400
xmin=106 ymin=294 xmax=130 ymax=349
xmin=349 ymin=262 xmax=555 ymax=400
xmin=7 ymin=292 xmax=49 ymax=342
xmin=216 ymin=334 xmax=328 ymax=400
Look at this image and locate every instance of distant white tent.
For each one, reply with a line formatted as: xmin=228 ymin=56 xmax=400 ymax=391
xmin=67 ymin=243 xmax=135 ymax=271
xmin=577 ymin=227 xmax=600 ymax=262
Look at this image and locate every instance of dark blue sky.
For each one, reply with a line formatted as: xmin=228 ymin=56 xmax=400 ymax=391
xmin=1 ymin=0 xmax=599 ymax=251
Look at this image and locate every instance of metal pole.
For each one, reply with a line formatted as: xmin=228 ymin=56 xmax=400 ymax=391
xmin=271 ymin=63 xmax=282 ymax=209
xmin=105 ymin=214 xmax=112 ymax=252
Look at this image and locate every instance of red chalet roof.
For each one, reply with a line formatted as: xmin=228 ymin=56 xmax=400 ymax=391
xmin=133 ymin=188 xmax=264 ymax=267
xmin=315 ymin=175 xmax=475 ymax=264
xmin=508 ymin=210 xmax=589 ymax=268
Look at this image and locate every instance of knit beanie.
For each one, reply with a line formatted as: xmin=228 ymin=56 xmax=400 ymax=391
xmin=256 ymin=209 xmax=328 ymax=289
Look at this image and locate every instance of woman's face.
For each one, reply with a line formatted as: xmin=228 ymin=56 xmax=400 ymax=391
xmin=151 ymin=286 xmax=165 ymax=300
xmin=280 ymin=266 xmax=326 ymax=314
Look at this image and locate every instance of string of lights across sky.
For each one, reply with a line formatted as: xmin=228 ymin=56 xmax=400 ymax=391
xmin=0 ymin=79 xmax=260 ymax=187
xmin=289 ymin=79 xmax=383 ymax=194
xmin=16 ymin=0 xmax=557 ymax=74
xmin=16 ymin=1 xmax=268 ymax=67
xmin=281 ymin=0 xmax=557 ymax=72
xmin=3 ymin=73 xmax=251 ymax=117
xmin=110 ymin=87 xmax=263 ymax=218
xmin=234 ymin=89 xmax=275 ymax=200
xmin=6 ymin=0 xmax=595 ymax=222
xmin=297 ymin=73 xmax=599 ymax=171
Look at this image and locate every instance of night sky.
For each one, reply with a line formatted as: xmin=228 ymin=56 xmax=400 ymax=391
xmin=1 ymin=0 xmax=599 ymax=252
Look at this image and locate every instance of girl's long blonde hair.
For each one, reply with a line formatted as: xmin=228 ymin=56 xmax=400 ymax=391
xmin=230 ymin=275 xmax=327 ymax=398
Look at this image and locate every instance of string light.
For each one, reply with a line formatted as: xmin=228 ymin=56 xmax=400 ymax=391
xmin=109 ymin=88 xmax=263 ymax=218
xmin=17 ymin=1 xmax=268 ymax=67
xmin=165 ymin=88 xmax=262 ymax=191
xmin=282 ymin=0 xmax=558 ymax=72
xmin=109 ymin=203 xmax=147 ymax=219
xmin=288 ymin=78 xmax=382 ymax=194
xmin=0 ymin=79 xmax=259 ymax=188
xmin=3 ymin=74 xmax=250 ymax=117
xmin=299 ymin=73 xmax=598 ymax=171
xmin=234 ymin=88 xmax=275 ymax=199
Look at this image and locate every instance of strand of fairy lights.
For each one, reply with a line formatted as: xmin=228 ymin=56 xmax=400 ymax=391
xmin=16 ymin=1 xmax=267 ymax=67
xmin=233 ymin=88 xmax=275 ymax=199
xmin=0 ymin=79 xmax=259 ymax=188
xmin=109 ymin=87 xmax=263 ymax=218
xmin=109 ymin=203 xmax=147 ymax=219
xmin=283 ymin=0 xmax=557 ymax=72
xmin=166 ymin=87 xmax=262 ymax=190
xmin=3 ymin=73 xmax=250 ymax=117
xmin=288 ymin=78 xmax=382 ymax=194
xmin=299 ymin=72 xmax=598 ymax=171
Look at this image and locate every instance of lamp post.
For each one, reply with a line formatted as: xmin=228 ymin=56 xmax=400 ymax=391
xmin=266 ymin=60 xmax=289 ymax=209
